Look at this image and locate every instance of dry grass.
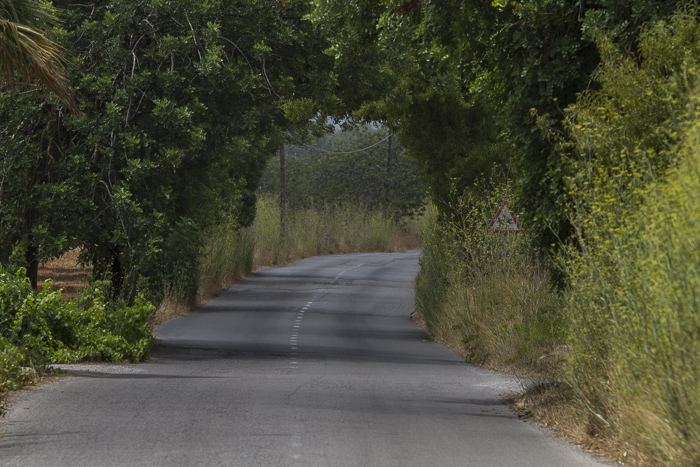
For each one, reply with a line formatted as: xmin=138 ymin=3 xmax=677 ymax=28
xmin=252 ymin=230 xmax=422 ymax=269
xmin=155 ymin=199 xmax=426 ymax=328
xmin=510 ymin=383 xmax=641 ymax=466
xmin=251 ymin=196 xmax=425 ymax=269
xmin=37 ymin=249 xmax=90 ymax=299
xmin=414 ymin=197 xmax=561 ymax=376
xmin=196 ymin=228 xmax=254 ymax=304
xmin=151 ymin=288 xmax=192 ymax=328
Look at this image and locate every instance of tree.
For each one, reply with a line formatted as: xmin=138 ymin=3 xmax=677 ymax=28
xmin=259 ymin=126 xmax=427 ymax=219
xmin=0 ymin=0 xmax=336 ymax=298
xmin=309 ymin=0 xmax=512 ymax=221
xmin=309 ymin=0 xmax=680 ymax=248
xmin=0 ymin=91 xmax=86 ymax=288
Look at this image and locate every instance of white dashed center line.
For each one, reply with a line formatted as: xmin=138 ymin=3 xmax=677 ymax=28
xmin=288 ymin=268 xmax=362 ymax=369
xmin=289 ymin=300 xmax=314 ymax=369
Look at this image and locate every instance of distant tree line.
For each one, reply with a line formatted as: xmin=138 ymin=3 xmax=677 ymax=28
xmin=258 ymin=126 xmax=426 ymax=220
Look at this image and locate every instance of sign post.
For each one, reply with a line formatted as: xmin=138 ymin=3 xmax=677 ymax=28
xmin=488 ymin=199 xmax=522 ymax=272
xmin=487 ymin=199 xmax=522 ymax=234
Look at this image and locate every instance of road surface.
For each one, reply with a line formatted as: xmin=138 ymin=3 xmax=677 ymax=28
xmin=0 ymin=251 xmax=606 ymax=466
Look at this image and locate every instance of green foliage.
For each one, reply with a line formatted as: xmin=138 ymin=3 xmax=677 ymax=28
xmin=309 ymin=0 xmax=680 ymax=251
xmin=259 ymin=126 xmax=427 ymax=219
xmin=564 ymin=114 xmax=700 ymax=466
xmin=558 ymin=9 xmax=700 ymax=195
xmin=413 ymin=205 xmax=451 ymax=328
xmin=0 ymin=0 xmax=336 ymax=303
xmin=437 ymin=0 xmax=676 ymax=249
xmin=560 ymin=9 xmax=700 ymax=463
xmin=0 ymin=337 xmax=29 ymax=392
xmin=0 ymin=263 xmax=153 ymax=368
xmin=0 ymin=257 xmax=153 ymax=401
xmin=308 ymin=1 xmax=513 ymax=221
xmin=414 ymin=175 xmax=561 ymax=370
xmin=0 ymin=92 xmax=88 ymax=265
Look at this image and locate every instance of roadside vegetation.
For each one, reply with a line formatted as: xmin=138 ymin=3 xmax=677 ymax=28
xmin=1 ymin=123 xmax=426 ymax=402
xmin=251 ymin=195 xmax=423 ymax=268
xmin=411 ymin=7 xmax=700 ymax=465
xmin=253 ymin=126 xmax=426 ymax=266
xmin=2 ymin=0 xmax=699 ymax=464
xmin=1 ymin=254 xmax=153 ymax=394
xmin=550 ymin=12 xmax=700 ymax=464
xmin=0 ymin=0 xmax=336 ymax=400
xmin=414 ymin=176 xmax=561 ymax=374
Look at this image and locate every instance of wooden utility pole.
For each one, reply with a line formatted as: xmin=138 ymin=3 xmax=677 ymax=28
xmin=279 ymin=145 xmax=286 ymax=240
xmin=385 ymin=128 xmax=393 ymax=208
xmin=387 ymin=127 xmax=392 ymax=176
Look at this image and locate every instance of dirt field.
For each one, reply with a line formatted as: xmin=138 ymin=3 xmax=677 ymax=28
xmin=37 ymin=249 xmax=90 ymax=299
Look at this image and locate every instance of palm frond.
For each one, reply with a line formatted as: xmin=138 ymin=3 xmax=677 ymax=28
xmin=0 ymin=0 xmax=60 ymax=27
xmin=0 ymin=0 xmax=79 ymax=113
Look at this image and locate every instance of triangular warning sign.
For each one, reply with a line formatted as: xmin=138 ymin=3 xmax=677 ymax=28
xmin=488 ymin=200 xmax=522 ymax=233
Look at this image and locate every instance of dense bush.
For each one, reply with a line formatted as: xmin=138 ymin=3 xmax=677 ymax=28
xmin=563 ymin=109 xmax=700 ymax=466
xmin=0 ymin=263 xmax=154 ymax=393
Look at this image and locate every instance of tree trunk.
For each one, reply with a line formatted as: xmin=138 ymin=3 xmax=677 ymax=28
xmin=25 ymin=242 xmax=39 ymax=289
xmin=110 ymin=245 xmax=124 ymax=300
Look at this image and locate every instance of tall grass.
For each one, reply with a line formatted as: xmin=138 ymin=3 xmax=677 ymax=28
xmin=251 ymin=195 xmax=424 ymax=267
xmin=197 ymin=225 xmax=254 ymax=302
xmin=561 ymin=103 xmax=700 ymax=466
xmin=414 ymin=181 xmax=561 ymax=372
xmin=546 ymin=11 xmax=700 ymax=463
xmin=152 ymin=216 xmax=255 ymax=325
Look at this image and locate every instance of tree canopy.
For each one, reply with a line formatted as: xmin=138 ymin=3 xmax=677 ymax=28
xmin=0 ymin=0 xmax=335 ymax=298
xmin=0 ymin=0 xmax=691 ymax=294
xmin=308 ymin=0 xmax=681 ymax=247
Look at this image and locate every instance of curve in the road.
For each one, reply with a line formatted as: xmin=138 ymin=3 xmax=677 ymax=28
xmin=0 ymin=251 xmax=606 ymax=467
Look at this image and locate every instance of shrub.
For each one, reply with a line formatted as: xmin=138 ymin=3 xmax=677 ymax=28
xmin=0 ymin=265 xmax=153 ymax=370
xmin=563 ymin=105 xmax=700 ymax=466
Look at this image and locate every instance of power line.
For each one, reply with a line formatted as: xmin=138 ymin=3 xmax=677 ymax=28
xmin=301 ymin=134 xmax=392 ymax=155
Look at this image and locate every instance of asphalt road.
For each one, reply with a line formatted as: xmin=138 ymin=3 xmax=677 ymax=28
xmin=0 ymin=251 xmax=606 ymax=466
